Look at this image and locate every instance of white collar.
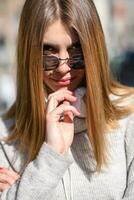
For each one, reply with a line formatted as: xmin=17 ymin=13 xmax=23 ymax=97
xmin=72 ymin=87 xmax=86 ymax=118
xmin=73 ymin=87 xmax=87 ymax=134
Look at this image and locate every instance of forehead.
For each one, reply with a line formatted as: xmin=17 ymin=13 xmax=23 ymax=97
xmin=43 ymin=20 xmax=79 ymax=46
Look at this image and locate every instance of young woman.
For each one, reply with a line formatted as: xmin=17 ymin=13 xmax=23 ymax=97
xmin=0 ymin=0 xmax=134 ymax=199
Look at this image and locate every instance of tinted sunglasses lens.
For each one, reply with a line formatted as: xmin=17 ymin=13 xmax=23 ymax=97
xmin=43 ymin=55 xmax=84 ymax=71
xmin=69 ymin=55 xmax=84 ymax=69
xmin=43 ymin=56 xmax=59 ymax=71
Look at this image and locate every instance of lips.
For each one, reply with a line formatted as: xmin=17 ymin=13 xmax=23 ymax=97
xmin=51 ymin=77 xmax=75 ymax=86
xmin=58 ymin=78 xmax=71 ymax=82
xmin=52 ymin=77 xmax=72 ymax=82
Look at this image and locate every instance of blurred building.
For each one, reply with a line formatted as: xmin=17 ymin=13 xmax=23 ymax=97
xmin=0 ymin=0 xmax=24 ymax=114
xmin=94 ymin=0 xmax=134 ymax=56
xmin=0 ymin=0 xmax=24 ymax=69
xmin=95 ymin=0 xmax=134 ymax=86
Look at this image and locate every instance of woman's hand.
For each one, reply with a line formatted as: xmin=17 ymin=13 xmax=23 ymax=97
xmin=45 ymin=88 xmax=80 ymax=154
xmin=0 ymin=167 xmax=20 ymax=192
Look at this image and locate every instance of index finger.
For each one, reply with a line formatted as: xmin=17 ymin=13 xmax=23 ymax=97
xmin=47 ymin=93 xmax=76 ymax=114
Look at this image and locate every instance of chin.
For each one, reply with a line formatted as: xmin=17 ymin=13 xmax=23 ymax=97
xmin=45 ymin=79 xmax=85 ymax=93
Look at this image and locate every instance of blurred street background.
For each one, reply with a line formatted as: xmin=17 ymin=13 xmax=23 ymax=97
xmin=0 ymin=0 xmax=134 ymax=114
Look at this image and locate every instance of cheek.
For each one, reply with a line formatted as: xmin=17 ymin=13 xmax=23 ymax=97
xmin=78 ymin=70 xmax=85 ymax=80
xmin=77 ymin=70 xmax=86 ymax=87
xmin=80 ymin=70 xmax=86 ymax=82
xmin=43 ymin=71 xmax=51 ymax=83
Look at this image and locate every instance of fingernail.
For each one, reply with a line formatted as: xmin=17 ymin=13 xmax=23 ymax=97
xmin=77 ymin=110 xmax=80 ymax=115
xmin=73 ymin=95 xmax=77 ymax=98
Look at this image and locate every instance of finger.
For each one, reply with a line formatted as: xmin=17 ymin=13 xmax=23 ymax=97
xmin=50 ymin=104 xmax=80 ymax=122
xmin=0 ymin=173 xmax=17 ymax=186
xmin=47 ymin=89 xmax=72 ymax=101
xmin=57 ymin=87 xmax=73 ymax=92
xmin=47 ymin=93 xmax=77 ymax=113
xmin=0 ymin=182 xmax=10 ymax=192
xmin=0 ymin=168 xmax=20 ymax=180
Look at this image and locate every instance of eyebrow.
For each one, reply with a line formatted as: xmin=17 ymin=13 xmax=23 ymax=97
xmin=43 ymin=41 xmax=81 ymax=49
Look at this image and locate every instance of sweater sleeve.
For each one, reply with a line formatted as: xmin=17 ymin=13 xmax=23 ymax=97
xmin=0 ymin=143 xmax=73 ymax=200
xmin=116 ymin=114 xmax=134 ymax=200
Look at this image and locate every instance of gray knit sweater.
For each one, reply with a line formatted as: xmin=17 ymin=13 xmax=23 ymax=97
xmin=0 ymin=91 xmax=134 ymax=199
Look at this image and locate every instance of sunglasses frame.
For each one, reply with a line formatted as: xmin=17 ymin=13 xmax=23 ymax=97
xmin=43 ymin=53 xmax=85 ymax=71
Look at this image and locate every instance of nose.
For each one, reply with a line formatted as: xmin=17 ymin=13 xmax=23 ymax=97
xmin=55 ymin=51 xmax=71 ymax=74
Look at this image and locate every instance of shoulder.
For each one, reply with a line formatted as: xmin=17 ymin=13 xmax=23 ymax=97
xmin=110 ymin=92 xmax=134 ymax=106
xmin=0 ymin=117 xmax=14 ymax=140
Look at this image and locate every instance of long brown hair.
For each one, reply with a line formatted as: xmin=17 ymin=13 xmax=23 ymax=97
xmin=4 ymin=0 xmax=134 ymax=171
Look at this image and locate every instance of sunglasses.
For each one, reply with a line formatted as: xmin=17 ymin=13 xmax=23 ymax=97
xmin=43 ymin=53 xmax=85 ymax=71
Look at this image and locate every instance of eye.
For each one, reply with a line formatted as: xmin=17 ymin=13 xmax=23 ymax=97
xmin=44 ymin=45 xmax=53 ymax=51
xmin=43 ymin=45 xmax=57 ymax=55
xmin=68 ymin=42 xmax=82 ymax=53
xmin=70 ymin=46 xmax=77 ymax=50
